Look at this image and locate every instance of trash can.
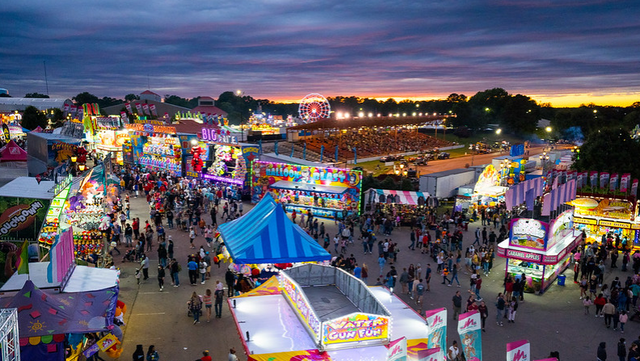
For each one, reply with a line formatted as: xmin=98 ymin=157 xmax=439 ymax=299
xmin=557 ymin=275 xmax=566 ymax=286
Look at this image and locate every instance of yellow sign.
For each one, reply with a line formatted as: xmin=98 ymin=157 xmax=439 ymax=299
xmin=97 ymin=333 xmax=118 ymax=351
xmin=598 ymin=220 xmax=631 ymax=229
xmin=632 ymin=224 xmax=640 ymax=230
xmin=322 ymin=313 xmax=389 ymax=345
xmin=574 ymin=218 xmax=597 ymax=225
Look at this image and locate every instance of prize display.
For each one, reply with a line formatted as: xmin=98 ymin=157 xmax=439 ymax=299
xmin=139 ymin=136 xmax=182 ymax=176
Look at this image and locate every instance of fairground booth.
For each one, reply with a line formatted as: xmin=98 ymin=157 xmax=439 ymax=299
xmin=85 ymin=116 xmax=127 ymax=165
xmin=569 ymin=171 xmax=639 ymax=247
xmin=497 ymin=210 xmax=582 ymax=293
xmin=364 ymin=189 xmax=431 ymax=226
xmin=251 ymin=161 xmax=362 ymax=219
xmin=229 ymin=264 xmax=430 ymax=361
xmin=125 ymin=122 xmax=182 ymax=177
xmin=181 ymin=126 xmax=259 ymax=193
xmin=472 ymin=164 xmax=508 ymax=210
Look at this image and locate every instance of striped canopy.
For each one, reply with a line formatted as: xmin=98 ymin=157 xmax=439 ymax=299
xmin=367 ymin=188 xmax=430 ymax=205
xmin=218 ymin=193 xmax=331 ymax=264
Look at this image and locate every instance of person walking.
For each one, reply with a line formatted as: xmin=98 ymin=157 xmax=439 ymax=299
xmin=140 ymin=254 xmax=149 ymax=280
xmin=215 ymin=286 xmax=224 ymax=318
xmin=203 ymin=289 xmax=213 ymax=322
xmin=225 ymin=268 xmax=236 ymax=297
xmin=415 ymin=279 xmax=425 ymax=311
xmin=597 ymin=341 xmax=607 ymax=361
xmin=189 ymin=292 xmax=202 ymax=324
xmin=449 ymin=264 xmax=460 ymax=287
xmin=603 ymin=298 xmax=616 ymax=328
xmin=146 ymin=345 xmax=159 ymax=361
xmin=228 ymin=348 xmax=239 ymax=361
xmin=619 ymin=311 xmax=628 ymax=333
xmin=495 ymin=293 xmax=506 ymax=326
xmin=399 ymin=268 xmax=409 ymax=294
xmin=478 ymin=300 xmax=488 ymax=332
xmin=618 ymin=338 xmax=626 ymax=361
xmin=132 ymin=345 xmax=145 ymax=361
xmin=170 ymin=258 xmax=180 ymax=287
xmin=452 ymin=291 xmax=462 ymax=321
xmin=378 ymin=255 xmax=386 ymax=277
xmin=447 ymin=340 xmax=461 ymax=361
xmin=188 ymin=257 xmax=198 ymax=285
xmin=157 ymin=265 xmax=165 ymax=292
xmin=507 ymin=297 xmax=518 ymax=323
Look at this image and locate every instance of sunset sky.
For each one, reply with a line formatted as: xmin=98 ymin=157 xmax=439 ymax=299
xmin=1 ymin=0 xmax=639 ymax=107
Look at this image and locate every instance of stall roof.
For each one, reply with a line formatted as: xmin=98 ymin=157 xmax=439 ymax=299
xmin=270 ymin=180 xmax=348 ymax=194
xmin=0 ymin=263 xmax=120 ymax=292
xmin=474 ymin=185 xmax=508 ymax=197
xmin=218 ymin=193 xmax=331 ymax=264
xmin=0 ymin=176 xmax=55 ymax=199
xmin=0 ymin=140 xmax=27 ymax=162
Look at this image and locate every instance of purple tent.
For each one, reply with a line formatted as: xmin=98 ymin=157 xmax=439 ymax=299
xmin=0 ymin=280 xmax=118 ymax=360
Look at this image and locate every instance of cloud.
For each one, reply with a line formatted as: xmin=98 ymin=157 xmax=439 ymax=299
xmin=0 ymin=0 xmax=638 ymax=105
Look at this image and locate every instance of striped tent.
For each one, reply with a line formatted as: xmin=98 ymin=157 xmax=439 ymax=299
xmin=218 ymin=193 xmax=331 ymax=264
xmin=366 ymin=188 xmax=430 ymax=205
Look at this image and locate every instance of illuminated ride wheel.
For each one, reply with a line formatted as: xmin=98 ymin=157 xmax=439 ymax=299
xmin=298 ymin=93 xmax=331 ymax=122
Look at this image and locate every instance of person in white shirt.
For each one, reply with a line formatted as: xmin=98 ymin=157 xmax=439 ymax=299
xmin=448 ymin=340 xmax=460 ymax=361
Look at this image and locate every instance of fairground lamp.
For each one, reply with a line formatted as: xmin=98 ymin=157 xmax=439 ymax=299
xmin=70 ymin=156 xmax=77 ymax=163
xmin=78 ymin=164 xmax=86 ymax=172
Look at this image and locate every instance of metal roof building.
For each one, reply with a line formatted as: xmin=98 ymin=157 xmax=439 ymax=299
xmin=0 ymin=98 xmax=74 ymax=112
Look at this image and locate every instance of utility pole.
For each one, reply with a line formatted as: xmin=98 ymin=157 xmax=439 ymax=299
xmin=43 ymin=61 xmax=50 ymax=95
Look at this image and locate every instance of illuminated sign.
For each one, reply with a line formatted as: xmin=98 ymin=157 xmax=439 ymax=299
xmin=509 ymin=218 xmax=548 ymax=251
xmin=574 ymin=217 xmax=597 ymax=225
xmin=322 ymin=313 xmax=389 ymax=346
xmin=200 ymin=128 xmax=238 ymax=144
xmin=506 ymin=249 xmax=542 ymax=263
xmin=599 ymin=220 xmax=631 ymax=229
xmin=125 ymin=123 xmax=176 ymax=134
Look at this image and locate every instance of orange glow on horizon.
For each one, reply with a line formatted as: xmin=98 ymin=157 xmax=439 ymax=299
xmin=266 ymin=92 xmax=640 ymax=108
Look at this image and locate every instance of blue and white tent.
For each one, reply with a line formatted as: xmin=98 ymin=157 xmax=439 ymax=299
xmin=218 ymin=193 xmax=331 ymax=264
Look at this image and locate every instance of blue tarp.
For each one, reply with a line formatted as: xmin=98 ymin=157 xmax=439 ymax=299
xmin=218 ymin=194 xmax=331 ymax=264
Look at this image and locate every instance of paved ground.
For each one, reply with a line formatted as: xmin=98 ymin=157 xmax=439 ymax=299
xmin=115 ymin=194 xmax=634 ymax=361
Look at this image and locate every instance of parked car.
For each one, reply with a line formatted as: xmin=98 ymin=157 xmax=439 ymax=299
xmin=437 ymin=152 xmax=450 ymax=159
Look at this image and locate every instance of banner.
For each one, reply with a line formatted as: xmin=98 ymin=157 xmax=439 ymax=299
xmin=632 ymin=179 xmax=638 ymax=197
xmin=70 ymin=105 xmax=77 ymax=115
xmin=142 ymin=104 xmax=150 ymax=115
xmin=417 ymin=347 xmax=444 ymax=361
xmin=135 ymin=103 xmax=143 ymax=115
xmin=600 ymin=172 xmax=610 ymax=190
xmin=566 ymin=170 xmax=576 ymax=182
xmin=506 ymin=339 xmax=530 ymax=361
xmin=125 ymin=103 xmax=133 ymax=114
xmin=425 ymin=308 xmax=447 ymax=354
xmin=149 ymin=104 xmax=157 ymax=116
xmin=576 ymin=172 xmax=583 ymax=189
xmin=386 ymin=337 xmax=407 ymax=361
xmin=609 ymin=173 xmax=619 ymax=193
xmin=620 ymin=173 xmax=631 ymax=193
xmin=525 ymin=188 xmax=535 ymax=211
xmin=0 ymin=197 xmax=51 ymax=242
xmin=589 ymin=171 xmax=598 ymax=189
xmin=457 ymin=311 xmax=482 ymax=361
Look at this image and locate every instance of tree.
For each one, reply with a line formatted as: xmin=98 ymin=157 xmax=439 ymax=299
xmin=468 ymin=88 xmax=510 ymax=129
xmin=21 ymin=106 xmax=48 ymax=130
xmin=572 ymin=127 xmax=640 ymax=179
xmin=502 ymin=94 xmax=540 ymax=134
xmin=73 ymin=92 xmax=99 ymax=105
xmin=124 ymin=93 xmax=139 ymax=102
xmin=24 ymin=93 xmax=49 ymax=98
xmin=50 ymin=108 xmax=65 ymax=128
xmin=164 ymin=95 xmax=191 ymax=108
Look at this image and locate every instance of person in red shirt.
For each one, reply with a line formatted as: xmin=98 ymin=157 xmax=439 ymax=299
xmin=200 ymin=350 xmax=212 ymax=361
xmin=594 ymin=293 xmax=607 ymax=317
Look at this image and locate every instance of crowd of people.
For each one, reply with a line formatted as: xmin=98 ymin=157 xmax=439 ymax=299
xmin=304 ymin=128 xmax=452 ymax=160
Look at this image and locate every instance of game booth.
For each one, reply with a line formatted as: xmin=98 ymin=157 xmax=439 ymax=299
xmin=472 ymin=164 xmax=508 ymax=207
xmin=364 ymin=189 xmax=431 ymax=226
xmin=86 ymin=117 xmax=128 ymax=165
xmin=180 ymin=127 xmax=259 ymax=191
xmin=125 ymin=123 xmax=182 ymax=177
xmin=229 ymin=264 xmax=433 ymax=361
xmin=251 ymin=161 xmax=362 ymax=219
xmin=497 ymin=210 xmax=582 ymax=293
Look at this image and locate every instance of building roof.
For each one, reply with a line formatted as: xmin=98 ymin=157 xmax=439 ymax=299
xmin=102 ymin=99 xmax=191 ymax=117
xmin=191 ymin=105 xmax=228 ymax=116
xmin=141 ymin=90 xmax=160 ymax=96
xmin=173 ymin=118 xmax=213 ymax=134
xmin=0 ymin=176 xmax=56 ymax=199
xmin=0 ymin=98 xmax=73 ymax=111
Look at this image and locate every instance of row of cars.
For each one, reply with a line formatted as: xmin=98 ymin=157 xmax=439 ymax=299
xmin=380 ymin=150 xmax=450 ymax=165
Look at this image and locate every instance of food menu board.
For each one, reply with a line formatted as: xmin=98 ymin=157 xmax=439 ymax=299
xmin=574 ymin=198 xmax=634 ymax=221
xmin=509 ymin=218 xmax=549 ymax=251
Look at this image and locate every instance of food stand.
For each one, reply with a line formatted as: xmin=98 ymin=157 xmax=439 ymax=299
xmin=497 ymin=210 xmax=582 ymax=293
xmin=251 ymin=161 xmax=362 ymax=219
xmin=570 ymin=197 xmax=639 ymax=247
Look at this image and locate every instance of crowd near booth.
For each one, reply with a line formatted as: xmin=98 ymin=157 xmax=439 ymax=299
xmin=498 ymin=210 xmax=582 ymax=293
xmin=364 ymin=188 xmax=431 ymax=226
xmin=251 ymin=161 xmax=362 ymax=219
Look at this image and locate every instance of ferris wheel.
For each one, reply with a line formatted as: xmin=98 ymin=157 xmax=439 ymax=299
xmin=299 ymin=93 xmax=331 ymax=122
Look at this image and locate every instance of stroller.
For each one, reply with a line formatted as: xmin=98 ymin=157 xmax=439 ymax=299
xmin=187 ymin=297 xmax=203 ymax=317
xmin=122 ymin=249 xmax=136 ymax=262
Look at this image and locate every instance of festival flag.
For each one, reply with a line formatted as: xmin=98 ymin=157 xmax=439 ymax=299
xmin=506 ymin=340 xmax=530 ymax=361
xmin=457 ymin=310 xmax=482 ymax=361
xmin=70 ymin=105 xmax=77 ymax=115
xmin=576 ymin=172 xmax=584 ymax=189
xmin=142 ymin=104 xmax=150 ymax=115
xmin=552 ymin=174 xmax=558 ymax=190
xmin=417 ymin=347 xmax=444 ymax=361
xmin=505 ymin=188 xmax=515 ymax=210
xmin=620 ymin=173 xmax=631 ymax=193
xmin=63 ymin=104 xmax=70 ymax=113
xmin=542 ymin=191 xmax=552 ymax=216
xmin=320 ymin=145 xmax=324 ymax=162
xmin=15 ymin=240 xmax=29 ymax=274
xmin=135 ymin=103 xmax=143 ymax=115
xmin=600 ymin=172 xmax=610 ymax=191
xmin=120 ymin=112 xmax=129 ymax=125
xmin=566 ymin=170 xmax=576 ymax=182
xmin=589 ymin=171 xmax=599 ymax=189
xmin=386 ymin=337 xmax=407 ymax=361
xmin=526 ymin=188 xmax=535 ymax=211
xmin=425 ymin=308 xmax=447 ymax=353
xmin=125 ymin=103 xmax=133 ymax=114
xmin=150 ymin=104 xmax=157 ymax=116
xmin=632 ymin=179 xmax=638 ymax=197
xmin=610 ymin=173 xmax=619 ymax=193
